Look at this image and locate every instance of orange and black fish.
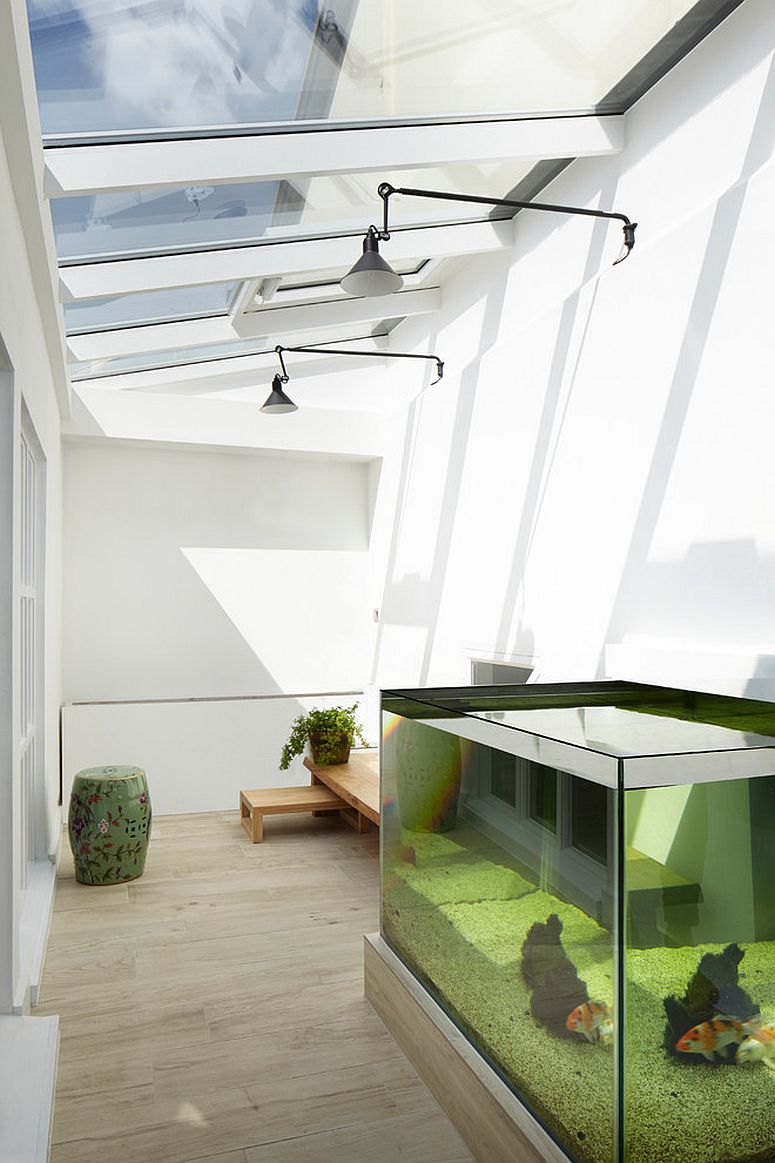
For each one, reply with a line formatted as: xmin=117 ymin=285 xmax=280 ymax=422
xmin=566 ymin=1001 xmax=613 ymax=1044
xmin=675 ymin=1017 xmax=744 ymax=1060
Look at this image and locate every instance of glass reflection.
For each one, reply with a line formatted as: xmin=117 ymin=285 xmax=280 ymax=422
xmin=28 ymin=0 xmax=697 ymax=137
xmin=63 ymin=283 xmax=239 ymax=333
xmin=51 ymin=161 xmax=533 ymax=261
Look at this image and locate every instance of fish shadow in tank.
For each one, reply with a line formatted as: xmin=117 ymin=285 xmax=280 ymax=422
xmin=664 ymin=943 xmax=759 ymax=1064
xmin=522 ymin=913 xmax=593 ymax=1041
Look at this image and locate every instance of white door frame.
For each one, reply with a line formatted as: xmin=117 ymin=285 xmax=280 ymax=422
xmin=0 ymin=347 xmax=19 ymax=1014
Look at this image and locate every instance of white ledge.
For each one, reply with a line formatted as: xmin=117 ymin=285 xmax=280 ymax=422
xmin=0 ymin=1015 xmax=59 ymax=1163
xmin=605 ymin=640 xmax=775 ymax=700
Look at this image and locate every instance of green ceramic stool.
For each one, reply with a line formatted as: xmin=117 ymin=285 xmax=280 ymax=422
xmin=68 ymin=766 xmax=152 ymax=885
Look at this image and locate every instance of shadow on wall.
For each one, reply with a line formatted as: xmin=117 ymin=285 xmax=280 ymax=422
xmin=182 ymin=546 xmax=370 ymax=694
xmin=602 ymin=54 xmax=775 ymax=673
xmin=493 ymin=174 xmax=622 ymax=664
xmin=608 ymin=539 xmax=775 ymax=656
xmin=369 ymin=258 xmax=512 ymax=686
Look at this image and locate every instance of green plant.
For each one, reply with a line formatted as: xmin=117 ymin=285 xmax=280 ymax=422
xmin=279 ymin=703 xmax=369 ymax=770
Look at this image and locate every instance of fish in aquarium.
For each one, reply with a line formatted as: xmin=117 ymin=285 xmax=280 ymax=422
xmin=566 ymin=1001 xmax=614 ymax=1045
xmin=675 ymin=1016 xmax=747 ymax=1061
xmin=664 ymin=943 xmax=760 ymax=1064
xmin=736 ymin=1020 xmax=775 ymax=1066
xmin=521 ymin=914 xmax=613 ymax=1046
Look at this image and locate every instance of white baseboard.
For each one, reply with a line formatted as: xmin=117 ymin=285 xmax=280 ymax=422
xmin=18 ymin=860 xmax=58 ymax=1010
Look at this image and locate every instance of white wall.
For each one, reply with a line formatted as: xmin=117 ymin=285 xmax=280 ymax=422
xmin=62 ymin=695 xmax=371 ymax=816
xmin=0 ymin=1 xmax=67 ymax=1015
xmin=369 ymin=0 xmax=775 ymax=700
xmin=62 ymin=441 xmax=374 ymax=808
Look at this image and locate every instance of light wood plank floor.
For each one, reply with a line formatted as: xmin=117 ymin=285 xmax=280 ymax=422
xmin=38 ymin=811 xmax=474 ymax=1163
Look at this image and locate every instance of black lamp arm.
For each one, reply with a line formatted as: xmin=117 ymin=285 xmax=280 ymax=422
xmin=375 ymin=181 xmax=637 ymax=265
xmin=275 ymin=344 xmax=444 ymax=385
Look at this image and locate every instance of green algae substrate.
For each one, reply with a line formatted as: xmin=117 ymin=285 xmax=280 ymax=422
xmin=383 ymin=828 xmax=616 ymax=1163
xmin=383 ymin=828 xmax=775 ymax=1163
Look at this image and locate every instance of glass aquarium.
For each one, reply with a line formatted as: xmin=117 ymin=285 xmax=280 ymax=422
xmin=380 ymin=681 xmax=775 ymax=1163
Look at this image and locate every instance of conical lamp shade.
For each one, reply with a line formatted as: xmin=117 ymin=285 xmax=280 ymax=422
xmin=341 ymin=233 xmax=404 ymax=297
xmin=260 ymin=375 xmax=298 ymax=414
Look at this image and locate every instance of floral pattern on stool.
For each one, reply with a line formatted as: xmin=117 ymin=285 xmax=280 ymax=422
xmin=68 ymin=766 xmax=152 ymax=885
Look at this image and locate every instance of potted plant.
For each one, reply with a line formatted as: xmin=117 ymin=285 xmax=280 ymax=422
xmin=279 ymin=703 xmax=370 ymax=770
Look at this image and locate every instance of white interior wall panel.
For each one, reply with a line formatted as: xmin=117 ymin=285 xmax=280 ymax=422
xmin=61 ymin=694 xmax=369 ymax=816
xmin=368 ymin=0 xmax=775 ymax=698
xmin=63 ymin=442 xmax=372 ymax=703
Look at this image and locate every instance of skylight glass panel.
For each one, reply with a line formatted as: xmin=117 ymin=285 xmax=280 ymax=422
xmin=28 ymin=0 xmax=699 ymax=138
xmin=52 ymin=162 xmax=534 ymax=262
xmin=63 ymin=283 xmax=239 ymax=334
xmin=69 ymin=331 xmax=386 ymax=379
xmin=70 ymin=337 xmax=271 ymax=379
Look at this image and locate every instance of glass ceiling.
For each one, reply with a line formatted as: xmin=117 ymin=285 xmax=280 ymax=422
xmin=29 ymin=0 xmax=699 ymax=138
xmin=52 ymin=160 xmax=539 ymax=262
xmin=23 ymin=1 xmax=741 ymax=389
xmin=63 ymin=283 xmax=239 ymax=333
xmin=69 ymin=330 xmax=390 ymax=381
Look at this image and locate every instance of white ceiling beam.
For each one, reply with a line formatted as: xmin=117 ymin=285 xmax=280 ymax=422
xmin=59 ymin=219 xmax=513 ymax=300
xmin=44 ymin=116 xmax=625 ymax=198
xmin=77 ymin=334 xmax=391 ymax=393
xmin=232 ymin=287 xmax=440 ymax=340
xmin=67 ymin=287 xmax=440 ymax=362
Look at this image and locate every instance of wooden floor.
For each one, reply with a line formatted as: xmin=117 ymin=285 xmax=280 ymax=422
xmin=37 ymin=810 xmax=474 ymax=1163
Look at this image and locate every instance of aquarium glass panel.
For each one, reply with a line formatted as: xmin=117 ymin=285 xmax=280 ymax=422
xmin=380 ymin=683 xmax=775 ymax=1163
xmin=381 ymin=699 xmax=618 ymax=1163
xmin=623 ymin=774 xmax=775 ymax=1163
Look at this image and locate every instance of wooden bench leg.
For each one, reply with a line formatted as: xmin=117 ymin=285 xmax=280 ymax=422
xmin=340 ymin=808 xmax=371 ymax=833
xmin=252 ymin=810 xmax=264 ymax=844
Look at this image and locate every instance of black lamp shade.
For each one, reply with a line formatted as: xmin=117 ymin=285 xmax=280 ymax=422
xmin=260 ymin=375 xmax=298 ymax=414
xmin=341 ymin=233 xmax=404 ymax=297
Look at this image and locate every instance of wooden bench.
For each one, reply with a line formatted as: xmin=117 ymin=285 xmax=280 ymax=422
xmin=304 ymin=749 xmax=380 ymax=834
xmin=239 ymin=785 xmax=346 ymax=843
xmin=239 ymin=750 xmax=380 ymax=844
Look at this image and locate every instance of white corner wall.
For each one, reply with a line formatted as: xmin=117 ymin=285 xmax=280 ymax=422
xmin=370 ymin=0 xmax=775 ymax=700
xmin=0 ymin=36 xmax=66 ymax=1029
xmin=62 ymin=441 xmax=374 ymax=810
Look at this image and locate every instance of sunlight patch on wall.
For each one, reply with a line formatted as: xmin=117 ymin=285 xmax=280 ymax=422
xmin=181 ymin=547 xmax=369 ymax=691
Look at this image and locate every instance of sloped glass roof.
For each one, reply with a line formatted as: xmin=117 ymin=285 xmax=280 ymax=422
xmin=24 ymin=0 xmax=744 ymax=394
xmin=52 ymin=160 xmax=540 ymax=262
xmin=63 ymin=282 xmax=239 ymax=333
xmin=30 ymin=0 xmax=700 ymax=139
xmin=69 ymin=329 xmax=389 ymax=380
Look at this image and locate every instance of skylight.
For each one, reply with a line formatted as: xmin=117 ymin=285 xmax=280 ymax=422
xmin=29 ymin=0 xmax=701 ymax=139
xmin=63 ymin=283 xmax=240 ymax=333
xmin=51 ymin=160 xmax=544 ymax=263
xmin=24 ymin=0 xmax=745 ymax=398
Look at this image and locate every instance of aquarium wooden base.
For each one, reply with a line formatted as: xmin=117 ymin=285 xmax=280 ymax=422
xmin=304 ymin=749 xmax=380 ymax=832
xmin=239 ymin=785 xmax=346 ymax=843
xmin=364 ymin=933 xmax=567 ymax=1163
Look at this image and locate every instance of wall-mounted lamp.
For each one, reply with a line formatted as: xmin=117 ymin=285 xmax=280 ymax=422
xmin=260 ymin=343 xmax=444 ymax=414
xmin=260 ymin=373 xmax=299 ymax=415
xmin=342 ymin=182 xmax=638 ymax=297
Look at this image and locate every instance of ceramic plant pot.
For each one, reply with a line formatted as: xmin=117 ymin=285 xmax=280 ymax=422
xmin=68 ymin=765 xmax=152 ymax=885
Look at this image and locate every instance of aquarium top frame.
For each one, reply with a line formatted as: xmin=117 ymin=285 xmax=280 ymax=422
xmin=382 ymin=680 xmax=775 ymax=790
